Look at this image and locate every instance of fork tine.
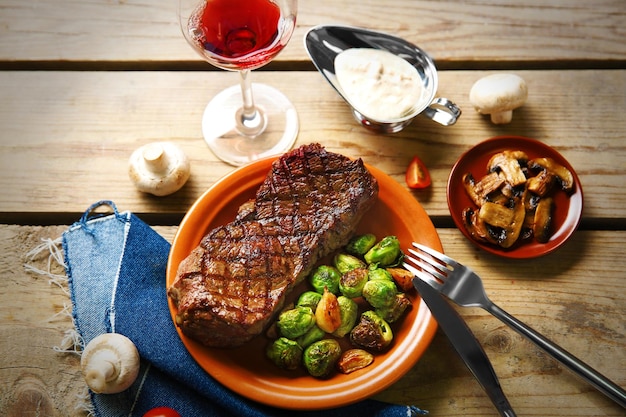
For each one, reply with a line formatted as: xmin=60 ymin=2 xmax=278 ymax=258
xmin=406 ymin=248 xmax=448 ymax=280
xmin=402 ymin=261 xmax=443 ymax=290
xmin=412 ymin=242 xmax=460 ymax=268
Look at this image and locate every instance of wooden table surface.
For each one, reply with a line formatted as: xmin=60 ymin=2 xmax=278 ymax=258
xmin=1 ymin=1 xmax=624 ymax=416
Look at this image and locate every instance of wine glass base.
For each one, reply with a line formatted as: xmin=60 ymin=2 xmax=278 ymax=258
xmin=201 ymin=83 xmax=299 ymax=166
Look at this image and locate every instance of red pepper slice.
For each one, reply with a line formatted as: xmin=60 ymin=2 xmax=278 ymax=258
xmin=405 ymin=155 xmax=431 ymax=189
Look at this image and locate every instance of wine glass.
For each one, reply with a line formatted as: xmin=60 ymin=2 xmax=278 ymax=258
xmin=178 ymin=0 xmax=299 ymax=166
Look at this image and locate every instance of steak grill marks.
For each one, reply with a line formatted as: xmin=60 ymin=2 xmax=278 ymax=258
xmin=170 ymin=144 xmax=378 ymax=347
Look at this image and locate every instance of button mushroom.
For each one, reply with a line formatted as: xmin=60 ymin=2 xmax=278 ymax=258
xmin=478 ymin=198 xmax=526 ymax=248
xmin=469 ymin=74 xmax=528 ymax=124
xmin=80 ymin=333 xmax=140 ymax=394
xmin=533 ymin=196 xmax=554 ymax=243
xmin=462 ymin=171 xmax=506 ymax=207
xmin=528 ymin=157 xmax=575 ymax=193
xmin=128 ymin=142 xmax=190 ymax=196
xmin=487 ymin=150 xmax=528 ymax=187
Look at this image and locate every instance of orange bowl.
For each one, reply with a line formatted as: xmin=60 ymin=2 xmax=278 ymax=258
xmin=447 ymin=136 xmax=583 ymax=259
xmin=166 ymin=156 xmax=440 ymax=410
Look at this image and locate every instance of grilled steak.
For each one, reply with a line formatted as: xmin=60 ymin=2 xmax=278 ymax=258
xmin=167 ymin=144 xmax=379 ymax=348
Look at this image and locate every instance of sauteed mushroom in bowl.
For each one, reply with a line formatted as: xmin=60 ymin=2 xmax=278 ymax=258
xmin=447 ymin=136 xmax=583 ymax=259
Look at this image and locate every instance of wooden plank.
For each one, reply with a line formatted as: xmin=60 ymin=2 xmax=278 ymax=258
xmin=0 ymin=0 xmax=624 ymax=66
xmin=0 ymin=69 xmax=624 ymax=221
xmin=1 ymin=225 xmax=624 ymax=416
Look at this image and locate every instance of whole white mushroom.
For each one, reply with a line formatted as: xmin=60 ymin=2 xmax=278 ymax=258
xmin=80 ymin=333 xmax=140 ymax=394
xmin=129 ymin=142 xmax=190 ymax=196
xmin=469 ymin=74 xmax=528 ymax=124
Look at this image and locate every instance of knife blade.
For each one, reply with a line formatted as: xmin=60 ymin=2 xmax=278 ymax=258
xmin=413 ymin=277 xmax=517 ymax=417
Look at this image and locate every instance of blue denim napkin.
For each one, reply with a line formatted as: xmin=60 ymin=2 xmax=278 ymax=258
xmin=62 ymin=200 xmax=427 ymax=417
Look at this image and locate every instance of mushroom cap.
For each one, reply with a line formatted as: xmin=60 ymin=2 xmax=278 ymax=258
xmin=80 ymin=333 xmax=140 ymax=394
xmin=129 ymin=142 xmax=190 ymax=197
xmin=469 ymin=74 xmax=528 ymax=114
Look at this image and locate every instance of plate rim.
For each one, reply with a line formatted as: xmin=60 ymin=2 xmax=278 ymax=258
xmin=446 ymin=135 xmax=584 ymax=259
xmin=166 ymin=155 xmax=440 ymax=409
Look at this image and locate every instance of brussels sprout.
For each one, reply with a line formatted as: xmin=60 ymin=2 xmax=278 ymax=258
xmin=376 ymin=293 xmax=412 ymax=323
xmin=333 ymin=253 xmax=366 ymax=275
xmin=367 ymin=266 xmax=393 ymax=282
xmin=362 ymin=279 xmax=397 ymax=309
xmin=266 ymin=337 xmax=303 ymax=370
xmin=309 ymin=265 xmax=342 ymax=295
xmin=277 ymin=306 xmax=316 ymax=339
xmin=364 ymin=236 xmax=402 ymax=266
xmin=345 ymin=234 xmax=377 ymax=256
xmin=296 ymin=324 xmax=326 ymax=348
xmin=339 ymin=267 xmax=369 ymax=298
xmin=332 ymin=296 xmax=359 ymax=337
xmin=349 ymin=310 xmax=393 ymax=352
xmin=315 ymin=288 xmax=342 ymax=333
xmin=303 ymin=339 xmax=342 ymax=378
xmin=296 ymin=291 xmax=322 ymax=311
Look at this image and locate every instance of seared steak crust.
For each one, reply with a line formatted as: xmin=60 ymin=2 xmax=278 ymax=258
xmin=168 ymin=144 xmax=378 ymax=347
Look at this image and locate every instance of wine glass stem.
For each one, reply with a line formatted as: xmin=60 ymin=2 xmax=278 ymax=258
xmin=237 ymin=69 xmax=267 ymax=137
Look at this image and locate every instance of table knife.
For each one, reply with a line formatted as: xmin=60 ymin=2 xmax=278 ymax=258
xmin=413 ymin=277 xmax=517 ymax=417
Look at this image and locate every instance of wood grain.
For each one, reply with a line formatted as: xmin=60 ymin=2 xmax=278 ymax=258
xmin=0 ymin=70 xmax=624 ymax=222
xmin=0 ymin=226 xmax=86 ymax=417
xmin=1 ymin=0 xmax=624 ymax=414
xmin=1 ymin=225 xmax=623 ymax=416
xmin=0 ymin=0 xmax=624 ymax=66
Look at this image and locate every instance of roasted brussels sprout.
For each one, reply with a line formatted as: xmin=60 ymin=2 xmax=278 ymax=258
xmin=367 ymin=266 xmax=393 ymax=282
xmin=277 ymin=306 xmax=316 ymax=339
xmin=333 ymin=296 xmax=359 ymax=337
xmin=362 ymin=279 xmax=397 ymax=309
xmin=345 ymin=233 xmax=377 ymax=256
xmin=303 ymin=339 xmax=342 ymax=378
xmin=296 ymin=291 xmax=322 ymax=311
xmin=364 ymin=236 xmax=402 ymax=266
xmin=349 ymin=310 xmax=393 ymax=352
xmin=315 ymin=287 xmax=342 ymax=333
xmin=266 ymin=337 xmax=303 ymax=370
xmin=333 ymin=253 xmax=366 ymax=275
xmin=339 ymin=267 xmax=369 ymax=298
xmin=296 ymin=324 xmax=326 ymax=348
xmin=376 ymin=293 xmax=412 ymax=323
xmin=309 ymin=265 xmax=342 ymax=295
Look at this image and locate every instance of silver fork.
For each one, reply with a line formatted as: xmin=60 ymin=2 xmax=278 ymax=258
xmin=403 ymin=242 xmax=626 ymax=409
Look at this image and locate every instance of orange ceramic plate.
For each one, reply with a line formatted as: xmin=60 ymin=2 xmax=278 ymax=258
xmin=447 ymin=136 xmax=583 ymax=259
xmin=166 ymin=156 xmax=440 ymax=410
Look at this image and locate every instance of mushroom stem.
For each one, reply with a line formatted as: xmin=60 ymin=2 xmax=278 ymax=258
xmin=83 ymin=350 xmax=120 ymax=393
xmin=490 ymin=110 xmax=513 ymax=124
xmin=142 ymin=143 xmax=168 ymax=173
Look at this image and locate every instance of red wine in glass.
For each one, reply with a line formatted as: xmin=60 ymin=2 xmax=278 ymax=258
xmin=180 ymin=0 xmax=299 ymax=166
xmin=190 ymin=0 xmax=288 ymax=70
